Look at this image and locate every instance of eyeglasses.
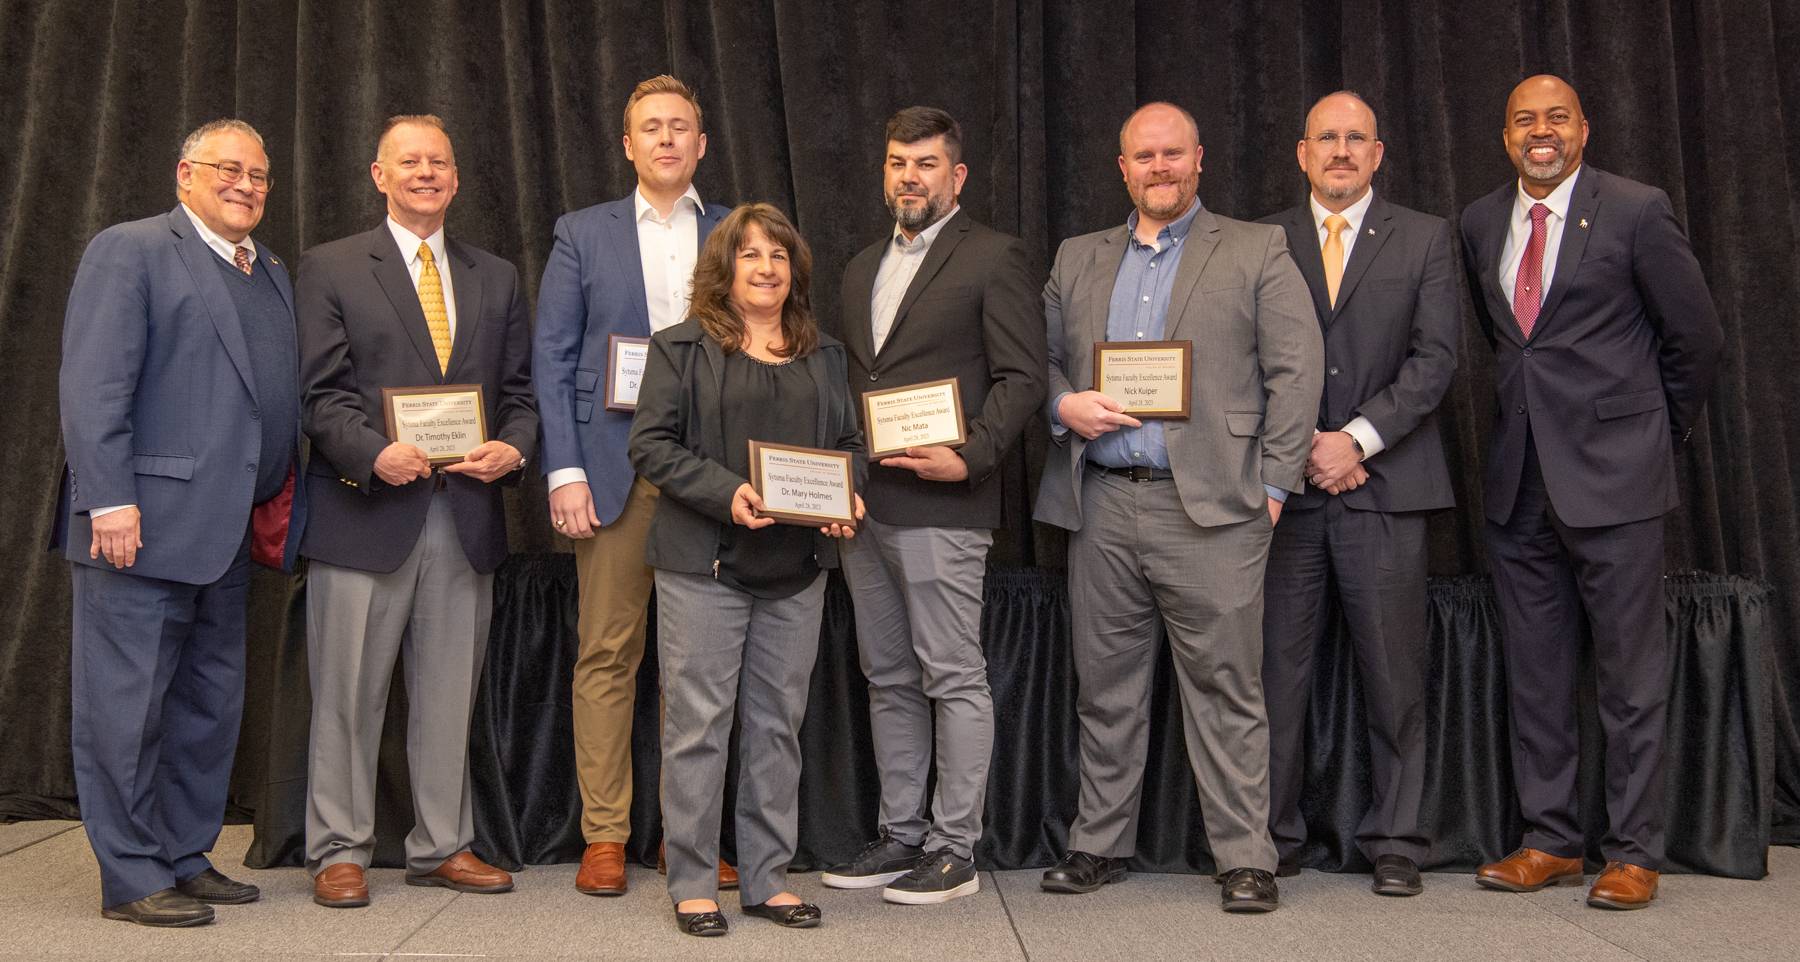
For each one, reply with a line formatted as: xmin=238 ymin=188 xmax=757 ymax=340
xmin=187 ymin=159 xmax=273 ymax=192
xmin=1306 ymin=132 xmax=1374 ymax=148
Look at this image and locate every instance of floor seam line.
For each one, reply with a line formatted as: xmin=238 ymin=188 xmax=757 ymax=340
xmin=0 ymin=823 xmax=79 ymax=859
xmin=990 ymin=870 xmax=1034 ymax=962
xmin=384 ymin=889 xmax=463 ymax=957
xmin=1513 ymin=889 xmax=1654 ymax=961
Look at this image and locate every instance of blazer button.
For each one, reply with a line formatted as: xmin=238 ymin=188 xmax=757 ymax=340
xmin=869 ymin=373 xmax=878 ymax=381
xmin=1515 ymin=405 xmax=1525 ymax=414
xmin=251 ymin=408 xmax=261 ymax=420
xmin=1327 ymin=366 xmax=1339 ymax=376
xmin=246 ymin=462 xmax=256 ymax=472
xmin=1522 ymin=348 xmax=1533 ymax=358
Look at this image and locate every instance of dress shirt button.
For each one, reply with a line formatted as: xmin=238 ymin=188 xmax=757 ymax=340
xmin=1328 ymin=366 xmax=1340 ymax=376
xmin=1142 ymin=295 xmax=1150 ymax=303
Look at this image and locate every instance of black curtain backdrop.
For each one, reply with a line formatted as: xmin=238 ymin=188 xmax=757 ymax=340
xmin=2 ymin=0 xmax=1797 ymax=848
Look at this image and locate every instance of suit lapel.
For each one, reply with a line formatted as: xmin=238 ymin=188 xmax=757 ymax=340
xmin=1475 ymin=190 xmax=1525 ymax=347
xmin=1078 ymin=229 xmax=1126 ymax=364
xmin=607 ymin=200 xmax=652 ymax=336
xmin=841 ymin=242 xmax=882 ymax=367
xmin=882 ymin=213 xmax=970 ymax=356
xmin=1163 ymin=208 xmax=1222 ymax=343
xmin=1282 ymin=207 xmax=1332 ymax=324
xmin=168 ymin=207 xmax=257 ymax=399
xmin=1329 ymin=196 xmax=1394 ymax=324
xmin=368 ymin=225 xmax=442 ymax=381
xmin=1531 ymin=168 xmax=1599 ymax=339
xmin=444 ymin=238 xmax=482 ymax=381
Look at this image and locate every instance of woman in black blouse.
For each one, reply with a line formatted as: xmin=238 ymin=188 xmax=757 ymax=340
xmin=628 ymin=203 xmax=866 ymax=936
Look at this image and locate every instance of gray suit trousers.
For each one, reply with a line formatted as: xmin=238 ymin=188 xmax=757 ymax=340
xmin=304 ymin=491 xmax=493 ymax=875
xmin=655 ymin=568 xmax=826 ymax=906
xmin=839 ymin=516 xmax=995 ymax=859
xmin=1067 ymin=471 xmax=1279 ymax=872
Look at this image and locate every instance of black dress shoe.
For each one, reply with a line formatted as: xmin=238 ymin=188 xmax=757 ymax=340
xmin=100 ymin=888 xmax=215 ymax=927
xmin=1218 ymin=867 xmax=1279 ymax=913
xmin=1041 ymin=850 xmax=1127 ymax=894
xmin=1216 ymin=859 xmax=1301 ymax=882
xmin=742 ymin=900 xmax=823 ymax=928
xmin=1372 ymin=854 xmax=1423 ymax=896
xmin=675 ymin=908 xmax=729 ymax=937
xmin=176 ymin=867 xmax=261 ymax=904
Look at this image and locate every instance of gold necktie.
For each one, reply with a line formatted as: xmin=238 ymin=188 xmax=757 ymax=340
xmin=1322 ymin=214 xmax=1349 ymax=308
xmin=417 ymin=242 xmax=450 ymax=374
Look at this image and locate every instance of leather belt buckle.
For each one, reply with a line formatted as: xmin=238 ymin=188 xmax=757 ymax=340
xmin=1126 ymin=465 xmax=1154 ymax=482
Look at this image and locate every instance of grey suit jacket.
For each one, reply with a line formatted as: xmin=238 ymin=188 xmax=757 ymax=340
xmin=1034 ymin=205 xmax=1323 ymax=531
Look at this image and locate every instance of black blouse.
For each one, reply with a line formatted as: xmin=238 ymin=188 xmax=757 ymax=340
xmin=716 ymin=351 xmax=822 ymax=599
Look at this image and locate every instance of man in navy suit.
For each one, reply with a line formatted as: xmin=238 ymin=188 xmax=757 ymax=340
xmin=1461 ymin=75 xmax=1722 ymax=910
xmin=532 ymin=75 xmax=734 ymax=895
xmin=56 ymin=118 xmax=305 ymax=926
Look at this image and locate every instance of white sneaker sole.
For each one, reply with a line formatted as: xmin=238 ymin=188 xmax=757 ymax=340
xmin=821 ymin=869 xmax=911 ymax=889
xmin=882 ymin=876 xmax=980 ymax=904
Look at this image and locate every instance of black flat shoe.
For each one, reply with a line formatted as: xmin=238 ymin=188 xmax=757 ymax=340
xmin=1219 ymin=867 xmax=1279 ymax=913
xmin=742 ymin=900 xmax=823 ymax=928
xmin=100 ymin=888 xmax=214 ymax=927
xmin=176 ymin=867 xmax=261 ymax=904
xmin=1372 ymin=854 xmax=1424 ymax=896
xmin=1041 ymin=850 xmax=1127 ymax=894
xmin=675 ymin=909 xmax=729 ymax=937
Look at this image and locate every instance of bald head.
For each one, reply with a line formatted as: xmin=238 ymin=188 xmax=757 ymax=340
xmin=1119 ymin=102 xmax=1200 ymax=155
xmin=1304 ymin=91 xmax=1377 ymax=140
xmin=1502 ymin=74 xmax=1589 ymax=197
xmin=1297 ymin=91 xmax=1383 ymax=210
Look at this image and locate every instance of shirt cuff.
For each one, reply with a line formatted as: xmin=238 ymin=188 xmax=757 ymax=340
xmin=90 ymin=503 xmax=134 ymax=518
xmin=1049 ymin=391 xmax=1071 ymax=438
xmin=1263 ymin=484 xmax=1288 ymax=504
xmin=1340 ymin=416 xmax=1386 ymax=460
xmin=547 ymin=467 xmax=589 ymax=493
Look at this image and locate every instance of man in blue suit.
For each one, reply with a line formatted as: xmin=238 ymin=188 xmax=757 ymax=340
xmin=56 ymin=118 xmax=306 ymax=926
xmin=533 ymin=74 xmax=733 ymax=895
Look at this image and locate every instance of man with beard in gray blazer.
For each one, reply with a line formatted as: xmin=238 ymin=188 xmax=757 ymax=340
xmin=1035 ymin=102 xmax=1323 ymax=913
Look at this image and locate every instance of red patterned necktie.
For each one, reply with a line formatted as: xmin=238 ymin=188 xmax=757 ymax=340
xmin=1511 ymin=203 xmax=1549 ymax=338
xmin=233 ymin=245 xmax=252 ymax=276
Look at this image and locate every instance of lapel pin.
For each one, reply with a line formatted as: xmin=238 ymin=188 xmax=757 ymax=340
xmin=1367 ymin=228 xmax=1375 ymax=235
xmin=1579 ymin=218 xmax=1589 ymax=230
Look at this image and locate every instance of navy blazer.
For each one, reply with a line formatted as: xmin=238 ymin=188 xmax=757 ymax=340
xmin=55 ymin=206 xmax=307 ymax=583
xmin=296 ymin=224 xmax=538 ymax=575
xmin=1460 ymin=167 xmax=1722 ymax=528
xmin=533 ymin=194 xmax=730 ymax=525
xmin=1260 ymin=195 xmax=1459 ymax=514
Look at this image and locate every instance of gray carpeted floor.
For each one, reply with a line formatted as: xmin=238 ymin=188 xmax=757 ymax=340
xmin=1 ymin=821 xmax=1792 ymax=961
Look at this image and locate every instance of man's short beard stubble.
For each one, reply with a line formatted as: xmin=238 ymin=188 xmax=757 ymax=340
xmin=888 ymin=188 xmax=951 ymax=233
xmin=1132 ymin=172 xmax=1198 ymax=221
xmin=1520 ymin=138 xmax=1569 ymax=182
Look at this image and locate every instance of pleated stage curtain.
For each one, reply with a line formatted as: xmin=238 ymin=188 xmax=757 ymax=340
xmin=232 ymin=559 xmax=1774 ymax=879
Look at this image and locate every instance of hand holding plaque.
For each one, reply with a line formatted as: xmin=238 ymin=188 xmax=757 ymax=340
xmin=382 ymin=385 xmax=489 ymax=465
xmin=748 ymin=441 xmax=857 ymax=527
xmin=1093 ymin=340 xmax=1192 ymax=418
xmin=862 ymin=378 xmax=967 ymax=459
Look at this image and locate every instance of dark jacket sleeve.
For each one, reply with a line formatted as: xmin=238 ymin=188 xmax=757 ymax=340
xmin=627 ymin=333 xmax=746 ymax=524
xmin=297 ymin=249 xmax=390 ymax=491
xmin=1352 ymin=217 xmax=1460 ymax=445
xmin=960 ymin=236 xmax=1046 ymax=484
xmin=491 ymin=262 xmax=539 ymax=484
xmin=1631 ymin=189 xmax=1723 ymax=437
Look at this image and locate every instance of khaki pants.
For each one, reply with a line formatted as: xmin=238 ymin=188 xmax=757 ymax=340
xmin=571 ymin=476 xmax=659 ymax=843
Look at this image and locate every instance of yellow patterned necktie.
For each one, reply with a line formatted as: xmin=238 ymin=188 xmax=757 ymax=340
xmin=417 ymin=242 xmax=450 ymax=374
xmin=1322 ymin=214 xmax=1349 ymax=308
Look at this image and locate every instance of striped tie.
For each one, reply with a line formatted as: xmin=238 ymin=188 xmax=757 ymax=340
xmin=233 ymin=245 xmax=252 ymax=276
xmin=417 ymin=243 xmax=450 ymax=374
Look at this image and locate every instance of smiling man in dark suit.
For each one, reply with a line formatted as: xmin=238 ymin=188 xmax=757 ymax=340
xmin=1256 ymin=91 xmax=1459 ymax=897
xmin=1460 ymin=75 xmax=1722 ymax=910
xmin=298 ymin=115 xmax=537 ymax=909
xmin=821 ymin=106 xmax=1044 ymax=905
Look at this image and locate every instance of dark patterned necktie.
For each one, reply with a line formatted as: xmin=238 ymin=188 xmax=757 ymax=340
xmin=1511 ymin=203 xmax=1549 ymax=338
xmin=233 ymin=245 xmax=252 ymax=276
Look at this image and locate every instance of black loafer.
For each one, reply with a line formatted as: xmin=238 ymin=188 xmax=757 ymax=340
xmin=675 ymin=909 xmax=729 ymax=937
xmin=1041 ymin=850 xmax=1127 ymax=894
xmin=1219 ymin=867 xmax=1279 ymax=913
xmin=1372 ymin=854 xmax=1423 ymax=896
xmin=176 ymin=867 xmax=261 ymax=904
xmin=100 ymin=888 xmax=214 ymax=927
xmin=743 ymin=900 xmax=823 ymax=928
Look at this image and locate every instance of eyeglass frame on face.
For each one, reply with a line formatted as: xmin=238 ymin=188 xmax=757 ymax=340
xmin=186 ymin=158 xmax=274 ymax=191
xmin=1305 ymin=131 xmax=1375 ymax=148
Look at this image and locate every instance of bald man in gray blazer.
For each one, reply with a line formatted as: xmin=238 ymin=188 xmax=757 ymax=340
xmin=1035 ymin=103 xmax=1322 ymax=913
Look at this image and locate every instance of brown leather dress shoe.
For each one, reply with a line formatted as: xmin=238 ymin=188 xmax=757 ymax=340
xmin=314 ymin=863 xmax=370 ymax=908
xmin=1476 ymin=847 xmax=1585 ymax=892
xmin=576 ymin=841 xmax=628 ymax=896
xmin=406 ymin=851 xmax=514 ymax=894
xmin=658 ymin=841 xmax=741 ymax=890
xmin=1587 ymin=861 xmax=1658 ymax=909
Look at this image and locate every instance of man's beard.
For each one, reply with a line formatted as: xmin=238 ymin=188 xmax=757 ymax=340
xmin=1131 ymin=173 xmax=1197 ymax=220
xmin=1520 ymin=139 xmax=1569 ymax=181
xmin=888 ymin=189 xmax=950 ymax=232
xmin=1318 ymin=173 xmax=1363 ymax=202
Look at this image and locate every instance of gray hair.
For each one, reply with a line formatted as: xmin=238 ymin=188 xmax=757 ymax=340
xmin=175 ymin=118 xmax=266 ymax=194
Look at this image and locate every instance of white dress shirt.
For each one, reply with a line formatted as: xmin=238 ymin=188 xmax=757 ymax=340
xmin=870 ymin=205 xmax=959 ymax=354
xmin=386 ymin=216 xmax=457 ymax=339
xmin=1308 ymin=190 xmax=1385 ymax=460
xmin=636 ymin=185 xmax=703 ymax=334
xmin=1499 ymin=165 xmax=1582 ymax=311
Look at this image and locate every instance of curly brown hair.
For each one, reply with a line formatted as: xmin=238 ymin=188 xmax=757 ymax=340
xmin=688 ymin=203 xmax=818 ymax=359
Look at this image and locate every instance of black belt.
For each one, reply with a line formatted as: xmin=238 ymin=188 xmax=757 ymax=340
xmin=1091 ymin=463 xmax=1173 ymax=482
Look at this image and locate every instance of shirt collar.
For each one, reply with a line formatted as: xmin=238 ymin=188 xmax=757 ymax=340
xmin=1310 ymin=187 xmax=1375 ymax=236
xmin=387 ymin=216 xmax=447 ymax=267
xmin=180 ymin=203 xmax=257 ymax=264
xmin=1125 ymin=197 xmax=1202 ymax=252
xmin=893 ymin=204 xmax=960 ymax=251
xmin=635 ymin=185 xmax=702 ymax=224
xmin=1513 ymin=165 xmax=1582 ymax=224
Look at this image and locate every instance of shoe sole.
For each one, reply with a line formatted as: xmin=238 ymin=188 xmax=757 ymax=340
xmin=1373 ymin=880 xmax=1424 ymax=897
xmin=184 ymin=890 xmax=260 ymax=905
xmin=1587 ymin=895 xmax=1654 ymax=910
xmin=821 ymin=869 xmax=911 ymax=889
xmin=1041 ymin=868 xmax=1127 ymax=894
xmin=405 ymin=875 xmax=514 ymax=894
xmin=1475 ymin=873 xmax=1584 ymax=893
xmin=313 ymin=893 xmax=370 ymax=908
xmin=575 ymin=883 xmax=627 ymax=897
xmin=101 ymin=909 xmax=214 ymax=927
xmin=882 ymin=877 xmax=980 ymax=904
xmin=1221 ymin=898 xmax=1278 ymax=913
